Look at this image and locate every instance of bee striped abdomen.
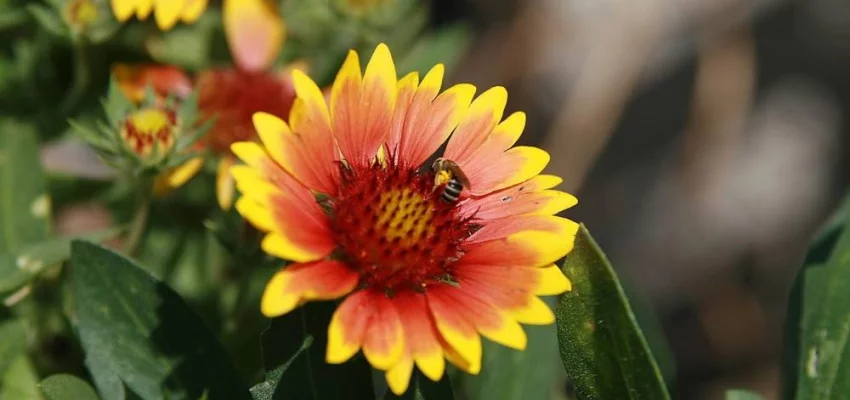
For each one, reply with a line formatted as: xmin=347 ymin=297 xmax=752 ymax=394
xmin=441 ymin=179 xmax=464 ymax=203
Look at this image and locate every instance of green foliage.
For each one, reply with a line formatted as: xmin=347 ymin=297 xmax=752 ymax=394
xmin=783 ymin=193 xmax=850 ymax=400
xmin=251 ymin=301 xmax=374 ymax=400
xmin=0 ymin=319 xmax=27 ymax=376
xmin=0 ymin=122 xmax=50 ymax=253
xmin=39 ymin=374 xmax=100 ymax=400
xmin=457 ymin=307 xmax=563 ymax=400
xmin=70 ymin=241 xmax=250 ymax=400
xmin=384 ymin=373 xmax=454 ymax=400
xmin=556 ymin=225 xmax=671 ymax=400
xmin=0 ymin=356 xmax=41 ymax=400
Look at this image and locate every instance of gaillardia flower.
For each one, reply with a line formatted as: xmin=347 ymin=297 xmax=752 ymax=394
xmin=111 ymin=0 xmax=208 ymax=30
xmin=231 ymin=43 xmax=578 ymax=394
xmin=197 ymin=67 xmax=297 ymax=209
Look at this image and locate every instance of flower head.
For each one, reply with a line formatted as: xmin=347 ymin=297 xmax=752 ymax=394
xmin=120 ymin=106 xmax=177 ymax=160
xmin=196 ymin=67 xmax=298 ymax=209
xmin=110 ymin=0 xmax=208 ymax=30
xmin=232 ymin=44 xmax=578 ymax=395
xmin=71 ymin=78 xmax=208 ymax=193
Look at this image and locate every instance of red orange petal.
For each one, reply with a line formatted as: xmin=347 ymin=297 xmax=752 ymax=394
xmin=329 ymin=51 xmax=364 ymax=163
xmin=468 ymin=215 xmax=577 ymax=245
xmin=425 ymin=286 xmax=482 ymax=374
xmin=261 ymin=260 xmax=359 ymax=317
xmin=443 ymin=86 xmax=507 ymax=163
xmin=327 ymin=290 xmax=371 ymax=364
xmin=362 ymin=292 xmax=405 ymax=370
xmin=335 ymin=43 xmax=396 ymax=163
xmin=461 ymin=227 xmax=578 ymax=268
xmin=327 ymin=290 xmax=405 ymax=371
xmin=453 ymin=264 xmax=559 ymax=324
xmin=391 ymin=291 xmax=446 ymax=382
xmin=391 ymin=64 xmax=476 ymax=166
xmin=464 ymin=146 xmax=550 ymax=196
xmin=112 ymin=64 xmax=192 ymax=103
xmin=251 ymin=111 xmax=339 ymax=195
xmin=223 ymin=0 xmax=284 ymax=72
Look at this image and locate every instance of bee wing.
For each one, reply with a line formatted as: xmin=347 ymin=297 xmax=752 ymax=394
xmin=450 ymin=164 xmax=471 ymax=187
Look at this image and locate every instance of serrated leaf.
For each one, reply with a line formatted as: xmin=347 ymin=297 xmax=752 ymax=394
xmin=256 ymin=301 xmax=374 ymax=400
xmin=39 ymin=375 xmax=99 ymax=400
xmin=0 ymin=122 xmax=50 ymax=254
xmin=0 ymin=319 xmax=27 ymax=377
xmin=0 ymin=355 xmax=41 ymax=400
xmin=725 ymin=389 xmax=764 ymax=400
xmin=70 ymin=241 xmax=250 ymax=400
xmin=556 ymin=224 xmax=670 ymax=400
xmin=383 ymin=373 xmax=454 ymax=400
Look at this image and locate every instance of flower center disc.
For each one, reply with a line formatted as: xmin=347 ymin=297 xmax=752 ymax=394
xmin=122 ymin=108 xmax=175 ymax=156
xmin=330 ymin=163 xmax=475 ymax=293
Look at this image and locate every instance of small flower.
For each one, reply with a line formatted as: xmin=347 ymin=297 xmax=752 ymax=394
xmin=110 ymin=0 xmax=208 ymax=30
xmin=112 ymin=63 xmax=193 ymax=103
xmin=71 ymin=79 xmax=208 ymax=192
xmin=196 ymin=67 xmax=298 ymax=209
xmin=231 ymin=44 xmax=579 ymax=395
xmin=120 ymin=107 xmax=177 ymax=161
xmin=65 ymin=0 xmax=100 ymax=31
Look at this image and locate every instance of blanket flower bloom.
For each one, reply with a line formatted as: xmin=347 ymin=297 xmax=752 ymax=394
xmin=231 ymin=43 xmax=578 ymax=395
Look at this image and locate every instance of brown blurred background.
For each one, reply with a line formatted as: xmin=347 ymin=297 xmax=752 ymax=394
xmin=434 ymin=0 xmax=850 ymax=398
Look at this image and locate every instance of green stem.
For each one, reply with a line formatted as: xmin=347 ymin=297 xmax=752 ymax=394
xmin=123 ymin=191 xmax=151 ymax=256
xmin=59 ymin=36 xmax=90 ymax=114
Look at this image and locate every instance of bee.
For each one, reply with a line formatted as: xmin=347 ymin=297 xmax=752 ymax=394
xmin=432 ymin=158 xmax=470 ymax=203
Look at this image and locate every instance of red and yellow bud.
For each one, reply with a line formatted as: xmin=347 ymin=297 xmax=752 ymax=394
xmin=120 ymin=107 xmax=178 ymax=162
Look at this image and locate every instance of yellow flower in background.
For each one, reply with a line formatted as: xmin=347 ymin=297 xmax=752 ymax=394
xmin=223 ymin=0 xmax=285 ymax=73
xmin=110 ymin=0 xmax=208 ymax=30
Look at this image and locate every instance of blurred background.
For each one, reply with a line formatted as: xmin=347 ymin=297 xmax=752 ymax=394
xmin=14 ymin=0 xmax=850 ymax=398
xmin=437 ymin=0 xmax=850 ymax=398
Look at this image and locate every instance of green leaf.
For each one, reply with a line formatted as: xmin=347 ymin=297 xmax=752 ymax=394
xmin=0 ymin=121 xmax=50 ymax=254
xmin=39 ymin=375 xmax=99 ymax=400
xmin=782 ymin=195 xmax=849 ymax=399
xmin=25 ymin=5 xmax=68 ymax=39
xmin=0 ymin=319 xmax=27 ymax=376
xmin=556 ymin=224 xmax=670 ymax=400
xmin=0 ymin=356 xmax=41 ymax=400
xmin=793 ymin=198 xmax=850 ymax=400
xmin=70 ymin=241 xmax=250 ymax=400
xmin=458 ymin=299 xmax=562 ymax=400
xmin=383 ymin=372 xmax=454 ymax=400
xmin=725 ymin=389 xmax=764 ymax=400
xmin=255 ymin=301 xmax=374 ymax=400
xmin=83 ymin=349 xmax=126 ymax=400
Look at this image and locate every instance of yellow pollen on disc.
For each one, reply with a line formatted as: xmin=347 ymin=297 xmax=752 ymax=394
xmin=129 ymin=109 xmax=171 ymax=133
xmin=122 ymin=108 xmax=175 ymax=157
xmin=376 ymin=188 xmax=436 ymax=247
